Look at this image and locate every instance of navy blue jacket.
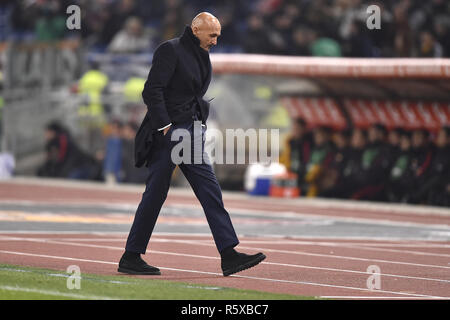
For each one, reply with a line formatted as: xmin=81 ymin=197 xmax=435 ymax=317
xmin=135 ymin=26 xmax=212 ymax=167
xmin=143 ymin=26 xmax=212 ymax=129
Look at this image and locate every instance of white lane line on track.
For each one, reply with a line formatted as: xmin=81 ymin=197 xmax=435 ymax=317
xmin=2 ymin=232 xmax=450 ymax=255
xmin=155 ymin=238 xmax=450 ymax=270
xmin=1 ymin=199 xmax=450 ymax=230
xmin=1 ymin=236 xmax=450 ymax=285
xmin=147 ymin=238 xmax=450 ymax=258
xmin=5 ymin=237 xmax=449 ymax=248
xmin=223 ymin=206 xmax=450 ymax=230
xmin=0 ymin=285 xmax=118 ymax=300
xmin=1 ymin=230 xmax=449 ymax=243
xmin=327 ymin=243 xmax=450 ymax=258
xmin=0 ymin=249 xmax=446 ymax=299
xmin=2 ymin=236 xmax=450 ymax=270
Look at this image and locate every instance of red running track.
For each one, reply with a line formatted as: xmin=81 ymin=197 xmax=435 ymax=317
xmin=0 ymin=178 xmax=449 ymax=299
xmin=1 ymin=233 xmax=449 ymax=299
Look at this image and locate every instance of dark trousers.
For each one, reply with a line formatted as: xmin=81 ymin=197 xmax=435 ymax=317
xmin=125 ymin=120 xmax=239 ymax=254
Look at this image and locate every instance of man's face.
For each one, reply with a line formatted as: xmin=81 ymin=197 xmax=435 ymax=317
xmin=193 ymin=23 xmax=221 ymax=51
xmin=412 ymin=130 xmax=425 ymax=148
xmin=436 ymin=128 xmax=447 ymax=147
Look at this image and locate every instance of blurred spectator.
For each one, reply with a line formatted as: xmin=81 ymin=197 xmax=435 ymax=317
xmin=0 ymin=0 xmax=13 ymax=41
xmin=100 ymin=0 xmax=140 ymax=48
xmin=386 ymin=127 xmax=404 ymax=168
xmin=351 ymin=124 xmax=390 ymax=201
xmin=427 ymin=127 xmax=450 ymax=207
xmin=78 ymin=61 xmax=109 ymax=118
xmin=433 ymin=17 xmax=450 ymax=57
xmin=103 ymin=119 xmax=123 ymax=184
xmin=289 ymin=27 xmax=314 ymax=56
xmin=160 ymin=0 xmax=188 ymax=42
xmin=1 ymin=0 xmax=449 ymax=58
xmin=385 ymin=130 xmax=413 ymax=202
xmin=34 ymin=0 xmax=66 ymax=42
xmin=120 ymin=121 xmax=146 ymax=184
xmin=215 ymin=10 xmax=241 ymax=52
xmin=266 ymin=12 xmax=295 ymax=55
xmin=0 ymin=152 xmax=14 ymax=179
xmin=242 ymin=14 xmax=271 ymax=54
xmin=280 ymin=118 xmax=313 ymax=191
xmin=406 ymin=128 xmax=435 ymax=204
xmin=107 ymin=16 xmax=152 ymax=53
xmin=77 ymin=61 xmax=110 ymax=153
xmin=319 ymin=128 xmax=352 ymax=198
xmin=393 ymin=0 xmax=414 ymax=57
xmin=310 ymin=37 xmax=342 ymax=57
xmin=303 ymin=126 xmax=334 ymax=197
xmin=337 ymin=127 xmax=368 ymax=198
xmin=417 ymin=30 xmax=443 ymax=58
xmin=37 ymin=121 xmax=102 ymax=180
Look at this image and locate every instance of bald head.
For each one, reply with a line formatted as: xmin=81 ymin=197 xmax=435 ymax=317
xmin=191 ymin=12 xmax=221 ymax=51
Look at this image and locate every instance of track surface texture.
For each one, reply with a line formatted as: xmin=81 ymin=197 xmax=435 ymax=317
xmin=1 ymin=177 xmax=449 ymax=299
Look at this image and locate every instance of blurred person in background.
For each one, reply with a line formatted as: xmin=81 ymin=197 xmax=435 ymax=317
xmin=280 ymin=118 xmax=313 ymax=194
xmin=78 ymin=0 xmax=112 ymax=50
xmin=289 ymin=26 xmax=314 ymax=56
xmin=417 ymin=30 xmax=443 ymax=58
xmin=99 ymin=0 xmax=140 ymax=48
xmin=385 ymin=129 xmax=413 ymax=203
xmin=0 ymin=0 xmax=13 ymax=41
xmin=406 ymin=128 xmax=434 ymax=204
xmin=303 ymin=126 xmax=334 ymax=197
xmin=107 ymin=16 xmax=152 ymax=53
xmin=78 ymin=61 xmax=109 ymax=118
xmin=215 ymin=9 xmax=241 ymax=52
xmin=393 ymin=0 xmax=414 ymax=57
xmin=329 ymin=127 xmax=368 ymax=199
xmin=242 ymin=14 xmax=271 ymax=54
xmin=351 ymin=123 xmax=390 ymax=201
xmin=319 ymin=128 xmax=352 ymax=198
xmin=2 ymin=0 xmax=450 ymax=57
xmin=427 ymin=126 xmax=450 ymax=207
xmin=160 ymin=0 xmax=188 ymax=42
xmin=37 ymin=121 xmax=102 ymax=180
xmin=266 ymin=11 xmax=295 ymax=55
xmin=386 ymin=127 xmax=404 ymax=169
xmin=78 ymin=61 xmax=110 ymax=153
xmin=120 ymin=121 xmax=146 ymax=184
xmin=34 ymin=0 xmax=66 ymax=42
xmin=433 ymin=17 xmax=450 ymax=57
xmin=103 ymin=119 xmax=123 ymax=184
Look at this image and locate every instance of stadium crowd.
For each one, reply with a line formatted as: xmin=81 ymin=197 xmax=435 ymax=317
xmin=36 ymin=117 xmax=450 ymax=207
xmin=36 ymin=120 xmax=147 ymax=185
xmin=0 ymin=0 xmax=449 ymax=57
xmin=281 ymin=119 xmax=450 ymax=207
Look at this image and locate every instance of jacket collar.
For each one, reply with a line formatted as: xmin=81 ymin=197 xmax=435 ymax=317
xmin=181 ymin=26 xmax=201 ymax=50
xmin=180 ymin=26 xmax=211 ymax=95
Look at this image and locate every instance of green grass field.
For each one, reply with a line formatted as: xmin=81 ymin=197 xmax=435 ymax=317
xmin=0 ymin=264 xmax=314 ymax=300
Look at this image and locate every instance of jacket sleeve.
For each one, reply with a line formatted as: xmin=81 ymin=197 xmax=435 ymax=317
xmin=142 ymin=41 xmax=177 ymax=130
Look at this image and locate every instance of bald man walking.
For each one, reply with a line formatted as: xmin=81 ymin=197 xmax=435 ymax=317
xmin=118 ymin=13 xmax=266 ymax=277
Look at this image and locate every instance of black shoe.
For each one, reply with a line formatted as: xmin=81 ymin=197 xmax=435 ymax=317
xmin=221 ymin=251 xmax=266 ymax=277
xmin=117 ymin=253 xmax=161 ymax=275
